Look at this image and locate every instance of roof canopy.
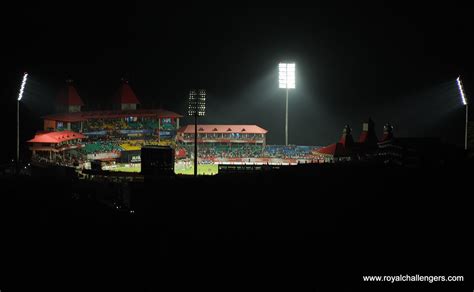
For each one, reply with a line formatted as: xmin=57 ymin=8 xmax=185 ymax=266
xmin=43 ymin=109 xmax=183 ymax=122
xmin=28 ymin=131 xmax=85 ymax=144
xmin=178 ymin=125 xmax=268 ymax=134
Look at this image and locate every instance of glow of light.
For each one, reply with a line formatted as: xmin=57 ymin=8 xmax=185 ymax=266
xmin=279 ymin=63 xmax=295 ymax=89
xmin=456 ymin=77 xmax=467 ymax=106
xmin=17 ymin=72 xmax=28 ymax=101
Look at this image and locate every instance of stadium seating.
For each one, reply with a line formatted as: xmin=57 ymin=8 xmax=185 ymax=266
xmin=144 ymin=119 xmax=159 ymax=129
xmin=263 ymin=145 xmax=320 ymax=158
xmin=83 ymin=142 xmax=123 ymax=154
xmin=176 ymin=144 xmax=321 ymax=159
xmin=83 ymin=118 xmax=158 ymax=132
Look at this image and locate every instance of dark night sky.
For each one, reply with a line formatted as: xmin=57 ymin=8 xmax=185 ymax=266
xmin=1 ymin=1 xmax=473 ymax=159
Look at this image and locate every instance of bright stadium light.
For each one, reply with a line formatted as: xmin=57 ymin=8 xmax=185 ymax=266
xmin=18 ymin=72 xmax=28 ymax=101
xmin=188 ymin=89 xmax=207 ymax=176
xmin=457 ymin=76 xmax=467 ymax=106
xmin=17 ymin=72 xmax=28 ymax=169
xmin=188 ymin=89 xmax=206 ymax=117
xmin=279 ymin=63 xmax=295 ymax=89
xmin=279 ymin=63 xmax=295 ymax=146
xmin=456 ymin=76 xmax=469 ymax=150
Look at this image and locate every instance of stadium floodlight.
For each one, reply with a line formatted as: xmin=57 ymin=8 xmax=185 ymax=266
xmin=456 ymin=76 xmax=469 ymax=150
xmin=279 ymin=63 xmax=295 ymax=89
xmin=279 ymin=63 xmax=295 ymax=146
xmin=18 ymin=73 xmax=28 ymax=101
xmin=17 ymin=72 xmax=28 ymax=168
xmin=188 ymin=89 xmax=207 ymax=176
xmin=188 ymin=89 xmax=206 ymax=117
xmin=457 ymin=76 xmax=467 ymax=106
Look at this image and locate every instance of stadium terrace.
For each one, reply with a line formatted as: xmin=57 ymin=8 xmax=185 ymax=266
xmin=27 ymin=79 xmax=325 ymax=174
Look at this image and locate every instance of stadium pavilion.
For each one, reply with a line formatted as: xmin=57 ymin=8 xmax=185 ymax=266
xmin=176 ymin=125 xmax=268 ymax=158
xmin=28 ymin=130 xmax=85 ymax=165
xmin=29 ymin=79 xmax=182 ymax=166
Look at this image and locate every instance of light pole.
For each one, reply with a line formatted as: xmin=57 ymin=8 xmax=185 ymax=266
xmin=17 ymin=72 xmax=28 ymax=167
xmin=456 ymin=76 xmax=468 ymax=150
xmin=279 ymin=63 xmax=295 ymax=146
xmin=188 ymin=89 xmax=206 ymax=176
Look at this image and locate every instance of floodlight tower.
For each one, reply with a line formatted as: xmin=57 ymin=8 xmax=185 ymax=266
xmin=279 ymin=63 xmax=295 ymax=146
xmin=17 ymin=72 xmax=28 ymax=166
xmin=188 ymin=89 xmax=206 ymax=176
xmin=456 ymin=76 xmax=468 ymax=150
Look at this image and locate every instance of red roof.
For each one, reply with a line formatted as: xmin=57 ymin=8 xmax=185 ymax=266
xmin=316 ymin=143 xmax=348 ymax=157
xmin=178 ymin=125 xmax=268 ymax=134
xmin=43 ymin=109 xmax=183 ymax=122
xmin=27 ymin=131 xmax=86 ymax=144
xmin=57 ymin=82 xmax=84 ymax=106
xmin=115 ymin=81 xmax=140 ymax=104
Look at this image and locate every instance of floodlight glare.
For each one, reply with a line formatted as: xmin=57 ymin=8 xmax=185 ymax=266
xmin=279 ymin=63 xmax=295 ymax=89
xmin=456 ymin=76 xmax=467 ymax=105
xmin=17 ymin=72 xmax=28 ymax=101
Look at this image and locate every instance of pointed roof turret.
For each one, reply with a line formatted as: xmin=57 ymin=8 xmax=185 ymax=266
xmin=339 ymin=125 xmax=354 ymax=148
xmin=358 ymin=117 xmax=378 ymax=144
xmin=380 ymin=123 xmax=394 ymax=142
xmin=56 ymin=79 xmax=84 ymax=106
xmin=115 ymin=78 xmax=140 ymax=105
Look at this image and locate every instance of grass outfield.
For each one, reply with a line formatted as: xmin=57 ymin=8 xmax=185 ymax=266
xmin=175 ymin=164 xmax=218 ymax=175
xmin=110 ymin=163 xmax=219 ymax=175
xmin=112 ymin=165 xmax=141 ymax=172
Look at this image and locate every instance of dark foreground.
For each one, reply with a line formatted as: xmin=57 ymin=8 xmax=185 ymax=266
xmin=1 ymin=163 xmax=472 ymax=291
